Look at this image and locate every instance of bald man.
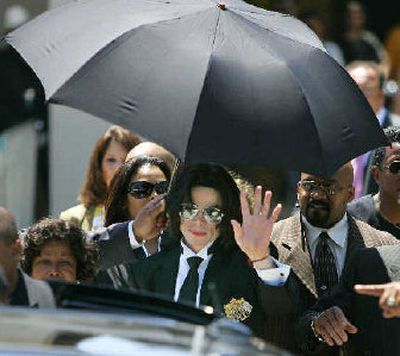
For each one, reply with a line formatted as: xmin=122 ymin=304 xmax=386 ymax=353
xmin=0 ymin=207 xmax=55 ymax=307
xmin=125 ymin=141 xmax=176 ymax=172
xmin=260 ymin=163 xmax=398 ymax=354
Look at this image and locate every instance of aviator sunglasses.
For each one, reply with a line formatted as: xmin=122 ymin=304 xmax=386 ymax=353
xmin=127 ymin=180 xmax=169 ymax=199
xmin=179 ymin=203 xmax=224 ymax=225
xmin=382 ymin=160 xmax=400 ymax=175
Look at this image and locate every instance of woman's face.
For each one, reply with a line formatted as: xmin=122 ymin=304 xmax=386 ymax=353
xmin=31 ymin=240 xmax=77 ymax=282
xmin=101 ymin=139 xmax=129 ymax=188
xmin=126 ymin=164 xmax=168 ymax=219
xmin=180 ymin=186 xmax=222 ymax=253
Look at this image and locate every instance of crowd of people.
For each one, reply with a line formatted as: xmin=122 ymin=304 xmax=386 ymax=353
xmin=1 ymin=1 xmax=400 ymax=356
xmin=1 ymin=121 xmax=400 ymax=354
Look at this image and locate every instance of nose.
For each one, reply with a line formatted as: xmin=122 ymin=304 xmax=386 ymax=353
xmin=149 ymin=189 xmax=158 ymax=200
xmin=191 ymin=210 xmax=207 ymax=223
xmin=47 ymin=266 xmax=62 ymax=278
xmin=310 ymin=188 xmax=328 ymax=198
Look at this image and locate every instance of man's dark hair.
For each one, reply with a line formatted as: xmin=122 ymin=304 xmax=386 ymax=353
xmin=21 ymin=218 xmax=98 ymax=281
xmin=371 ymin=126 xmax=400 ymax=168
xmin=0 ymin=207 xmax=18 ymax=245
xmin=104 ymin=156 xmax=171 ymax=226
xmin=166 ymin=163 xmax=242 ymax=252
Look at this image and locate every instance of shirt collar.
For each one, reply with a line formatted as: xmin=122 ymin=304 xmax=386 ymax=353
xmin=301 ymin=213 xmax=348 ymax=248
xmin=180 ymin=240 xmax=213 ymax=260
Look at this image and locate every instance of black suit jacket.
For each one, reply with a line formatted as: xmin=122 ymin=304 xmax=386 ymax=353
xmin=107 ymin=243 xmax=291 ymax=338
xmin=298 ymin=244 xmax=400 ymax=356
xmin=347 ymin=195 xmax=400 ymax=239
xmin=88 ymin=221 xmax=145 ymax=271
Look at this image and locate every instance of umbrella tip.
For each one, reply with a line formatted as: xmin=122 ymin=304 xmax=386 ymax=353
xmin=217 ymin=2 xmax=226 ymax=10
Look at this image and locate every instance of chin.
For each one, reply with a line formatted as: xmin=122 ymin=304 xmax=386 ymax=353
xmin=305 ymin=213 xmax=330 ymax=228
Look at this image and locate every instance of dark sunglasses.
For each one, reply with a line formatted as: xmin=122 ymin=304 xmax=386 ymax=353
xmin=127 ymin=180 xmax=169 ymax=199
xmin=179 ymin=203 xmax=224 ymax=225
xmin=383 ymin=161 xmax=400 ymax=175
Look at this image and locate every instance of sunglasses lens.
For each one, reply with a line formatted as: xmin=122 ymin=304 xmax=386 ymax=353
xmin=389 ymin=161 xmax=400 ymax=175
xmin=155 ymin=181 xmax=169 ymax=195
xmin=128 ymin=181 xmax=153 ymax=199
xmin=203 ymin=207 xmax=224 ymax=224
xmin=180 ymin=204 xmax=198 ymax=220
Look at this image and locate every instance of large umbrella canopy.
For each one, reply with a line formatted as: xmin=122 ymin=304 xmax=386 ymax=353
xmin=6 ymin=0 xmax=387 ymax=176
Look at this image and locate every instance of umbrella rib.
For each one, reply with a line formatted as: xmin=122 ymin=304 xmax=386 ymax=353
xmin=33 ymin=6 xmax=216 ymax=100
xmin=183 ymin=6 xmax=223 ymax=160
xmin=226 ymin=11 xmax=328 ymax=173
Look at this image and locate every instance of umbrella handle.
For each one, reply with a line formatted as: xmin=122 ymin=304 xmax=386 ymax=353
xmin=166 ymin=157 xmax=181 ymax=194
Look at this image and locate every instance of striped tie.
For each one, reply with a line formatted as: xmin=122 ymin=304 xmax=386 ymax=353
xmin=314 ymin=232 xmax=338 ymax=297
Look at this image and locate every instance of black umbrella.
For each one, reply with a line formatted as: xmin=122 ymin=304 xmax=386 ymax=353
xmin=6 ymin=0 xmax=387 ymax=176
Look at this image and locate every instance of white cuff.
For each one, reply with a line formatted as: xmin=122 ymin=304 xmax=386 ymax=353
xmin=128 ymin=220 xmax=144 ymax=250
xmin=256 ymin=257 xmax=291 ymax=286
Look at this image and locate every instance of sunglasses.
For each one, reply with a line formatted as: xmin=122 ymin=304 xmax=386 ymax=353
xmin=382 ymin=161 xmax=400 ymax=175
xmin=179 ymin=203 xmax=224 ymax=225
xmin=298 ymin=180 xmax=344 ymax=196
xmin=127 ymin=180 xmax=169 ymax=199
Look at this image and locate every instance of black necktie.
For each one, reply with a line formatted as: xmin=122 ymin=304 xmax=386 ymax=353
xmin=178 ymin=256 xmax=204 ymax=304
xmin=314 ymin=232 xmax=338 ymax=296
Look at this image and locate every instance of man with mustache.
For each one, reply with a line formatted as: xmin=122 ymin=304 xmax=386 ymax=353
xmin=263 ymin=162 xmax=398 ymax=354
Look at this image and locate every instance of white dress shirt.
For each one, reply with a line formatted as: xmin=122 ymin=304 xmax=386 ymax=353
xmin=174 ymin=241 xmax=214 ymax=307
xmin=261 ymin=214 xmax=350 ymax=286
xmin=302 ymin=213 xmax=349 ymax=276
xmin=128 ymin=220 xmax=161 ymax=257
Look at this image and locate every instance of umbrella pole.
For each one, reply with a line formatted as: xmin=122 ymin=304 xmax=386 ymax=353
xmin=167 ymin=157 xmax=181 ymax=194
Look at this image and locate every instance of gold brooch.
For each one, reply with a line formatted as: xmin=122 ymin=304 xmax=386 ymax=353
xmin=223 ymin=297 xmax=253 ymax=321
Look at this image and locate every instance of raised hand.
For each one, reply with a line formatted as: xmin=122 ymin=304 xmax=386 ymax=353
xmin=312 ymin=306 xmax=358 ymax=346
xmin=231 ymin=186 xmax=281 ymax=262
xmin=133 ymin=194 xmax=167 ymax=243
xmin=355 ymin=282 xmax=400 ymax=318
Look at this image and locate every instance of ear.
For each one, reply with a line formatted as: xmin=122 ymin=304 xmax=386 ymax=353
xmin=347 ymin=186 xmax=355 ymax=203
xmin=371 ymin=166 xmax=381 ymax=186
xmin=12 ymin=239 xmax=22 ymax=263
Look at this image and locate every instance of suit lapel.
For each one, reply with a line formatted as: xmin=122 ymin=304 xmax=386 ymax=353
xmin=199 ymin=251 xmax=226 ymax=308
xmin=273 ymin=215 xmax=318 ymax=298
xmin=152 ymin=248 xmax=181 ymax=298
xmin=344 ymin=217 xmax=366 ymax=267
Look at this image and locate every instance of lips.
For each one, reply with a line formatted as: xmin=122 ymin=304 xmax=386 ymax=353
xmin=308 ymin=200 xmax=329 ymax=210
xmin=189 ymin=230 xmax=207 ymax=237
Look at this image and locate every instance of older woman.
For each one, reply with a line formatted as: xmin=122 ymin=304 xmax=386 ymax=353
xmin=21 ymin=218 xmax=98 ymax=282
xmin=60 ymin=125 xmax=141 ymax=231
xmin=107 ymin=163 xmax=284 ymax=337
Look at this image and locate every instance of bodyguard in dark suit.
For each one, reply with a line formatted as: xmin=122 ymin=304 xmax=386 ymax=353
xmin=263 ymin=163 xmax=398 ymax=354
xmin=108 ymin=163 xmax=287 ymax=338
xmin=299 ymin=244 xmax=400 ymax=355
